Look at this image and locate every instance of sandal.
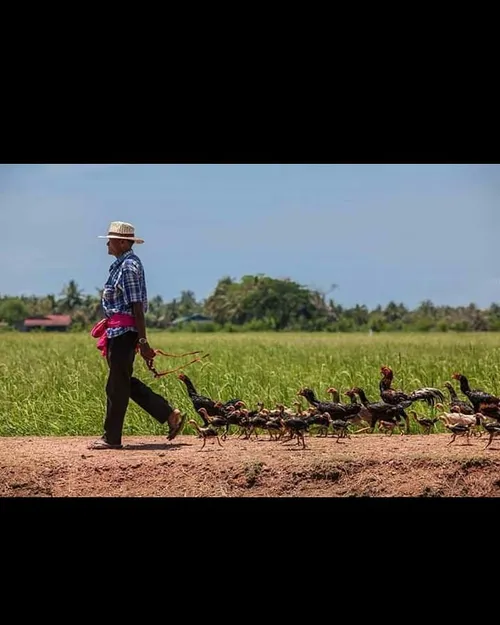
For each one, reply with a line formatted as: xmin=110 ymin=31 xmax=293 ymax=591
xmin=88 ymin=438 xmax=123 ymax=450
xmin=167 ymin=411 xmax=186 ymax=441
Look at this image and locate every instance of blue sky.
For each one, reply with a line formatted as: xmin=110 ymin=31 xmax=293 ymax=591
xmin=1 ymin=164 xmax=498 ymax=309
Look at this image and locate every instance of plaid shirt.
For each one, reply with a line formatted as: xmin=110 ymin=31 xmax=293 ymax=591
xmin=102 ymin=249 xmax=148 ymax=339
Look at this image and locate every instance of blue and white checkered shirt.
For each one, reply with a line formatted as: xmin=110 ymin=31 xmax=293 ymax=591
xmin=102 ymin=249 xmax=148 ymax=339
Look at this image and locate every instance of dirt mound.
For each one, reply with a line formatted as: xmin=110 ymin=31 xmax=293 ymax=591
xmin=1 ymin=433 xmax=499 ymax=497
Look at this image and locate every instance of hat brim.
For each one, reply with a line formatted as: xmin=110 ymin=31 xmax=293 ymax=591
xmin=98 ymin=235 xmax=144 ymax=244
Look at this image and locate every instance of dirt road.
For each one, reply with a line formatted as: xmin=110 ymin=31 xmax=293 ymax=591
xmin=1 ymin=432 xmax=499 ymax=497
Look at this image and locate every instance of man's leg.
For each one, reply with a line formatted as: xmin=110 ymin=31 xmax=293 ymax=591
xmin=130 ymin=377 xmax=185 ymax=440
xmin=100 ymin=332 xmax=137 ymax=446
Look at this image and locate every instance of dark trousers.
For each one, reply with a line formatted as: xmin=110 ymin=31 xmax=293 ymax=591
xmin=103 ymin=331 xmax=173 ymax=445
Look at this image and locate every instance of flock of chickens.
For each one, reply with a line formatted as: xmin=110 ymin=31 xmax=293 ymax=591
xmin=176 ymin=367 xmax=500 ymax=450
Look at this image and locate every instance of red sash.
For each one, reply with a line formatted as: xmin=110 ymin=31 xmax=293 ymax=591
xmin=91 ymin=313 xmax=136 ymax=357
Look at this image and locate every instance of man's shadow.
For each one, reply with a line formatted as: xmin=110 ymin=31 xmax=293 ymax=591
xmin=122 ymin=442 xmax=192 ymax=451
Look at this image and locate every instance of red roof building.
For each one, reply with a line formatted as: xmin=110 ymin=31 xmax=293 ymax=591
xmin=22 ymin=315 xmax=72 ymax=332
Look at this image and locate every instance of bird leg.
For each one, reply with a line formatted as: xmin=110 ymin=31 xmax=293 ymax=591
xmin=248 ymin=426 xmax=260 ymax=440
xmin=280 ymin=432 xmax=293 ymax=444
xmin=484 ymin=432 xmax=494 ymax=450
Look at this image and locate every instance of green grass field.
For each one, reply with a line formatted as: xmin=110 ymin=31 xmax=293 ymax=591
xmin=1 ymin=331 xmax=499 ymax=437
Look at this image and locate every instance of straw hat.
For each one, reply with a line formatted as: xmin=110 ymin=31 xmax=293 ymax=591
xmin=98 ymin=221 xmax=144 ymax=244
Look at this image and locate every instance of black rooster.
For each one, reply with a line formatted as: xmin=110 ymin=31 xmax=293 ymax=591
xmin=297 ymin=387 xmax=347 ymax=419
xmin=347 ymin=387 xmax=411 ymax=433
xmin=443 ymin=381 xmax=475 ymax=415
xmin=178 ymin=373 xmax=244 ymax=425
xmin=452 ymin=373 xmax=500 ymax=413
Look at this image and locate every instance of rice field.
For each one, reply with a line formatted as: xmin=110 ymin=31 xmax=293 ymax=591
xmin=1 ymin=331 xmax=500 ymax=437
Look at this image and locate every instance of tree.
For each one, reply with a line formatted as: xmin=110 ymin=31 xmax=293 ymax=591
xmin=204 ymin=277 xmax=236 ymax=325
xmin=38 ymin=294 xmax=57 ymax=315
xmin=209 ymin=275 xmax=324 ymax=330
xmin=0 ymin=298 xmax=29 ymax=325
xmin=383 ymin=301 xmax=408 ymax=324
xmin=178 ymin=290 xmax=201 ymax=317
xmin=58 ymin=280 xmax=84 ymax=312
xmin=417 ymin=299 xmax=437 ymax=319
xmin=345 ymin=304 xmax=370 ymax=328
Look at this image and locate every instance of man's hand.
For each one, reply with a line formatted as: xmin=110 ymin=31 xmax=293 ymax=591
xmin=138 ymin=341 xmax=156 ymax=362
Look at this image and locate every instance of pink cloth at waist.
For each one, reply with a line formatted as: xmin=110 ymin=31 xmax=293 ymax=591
xmin=91 ymin=313 xmax=136 ymax=357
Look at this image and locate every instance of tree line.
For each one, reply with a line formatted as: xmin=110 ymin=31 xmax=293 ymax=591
xmin=1 ymin=275 xmax=500 ymax=332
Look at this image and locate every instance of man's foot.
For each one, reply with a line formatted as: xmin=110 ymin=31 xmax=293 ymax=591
xmin=167 ymin=409 xmax=186 ymax=441
xmin=88 ymin=437 xmax=123 ymax=450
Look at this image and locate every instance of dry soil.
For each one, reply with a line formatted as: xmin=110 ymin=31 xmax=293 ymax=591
xmin=1 ymin=431 xmax=500 ymax=497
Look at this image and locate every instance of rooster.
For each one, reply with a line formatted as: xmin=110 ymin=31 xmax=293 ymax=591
xmin=297 ymin=387 xmax=347 ymax=419
xmin=452 ymin=373 xmax=500 ymax=413
xmin=326 ymin=387 xmax=362 ymax=418
xmin=178 ymin=373 xmax=244 ymax=424
xmin=380 ymin=366 xmax=444 ymax=407
xmin=443 ymin=381 xmax=475 ymax=415
xmin=346 ymin=387 xmax=411 ymax=433
xmin=477 ymin=402 xmax=500 ymax=422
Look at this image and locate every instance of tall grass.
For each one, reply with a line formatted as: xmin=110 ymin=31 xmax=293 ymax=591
xmin=1 ymin=331 xmax=499 ymax=436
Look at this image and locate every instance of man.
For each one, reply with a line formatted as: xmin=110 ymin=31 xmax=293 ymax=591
xmin=89 ymin=220 xmax=185 ymax=450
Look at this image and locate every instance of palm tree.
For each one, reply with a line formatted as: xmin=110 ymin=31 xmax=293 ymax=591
xmin=58 ymin=280 xmax=84 ymax=313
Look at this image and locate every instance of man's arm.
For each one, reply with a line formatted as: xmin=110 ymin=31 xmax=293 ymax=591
xmin=132 ymin=301 xmax=147 ymax=341
xmin=132 ymin=301 xmax=155 ymax=361
xmin=121 ymin=262 xmax=155 ymax=360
